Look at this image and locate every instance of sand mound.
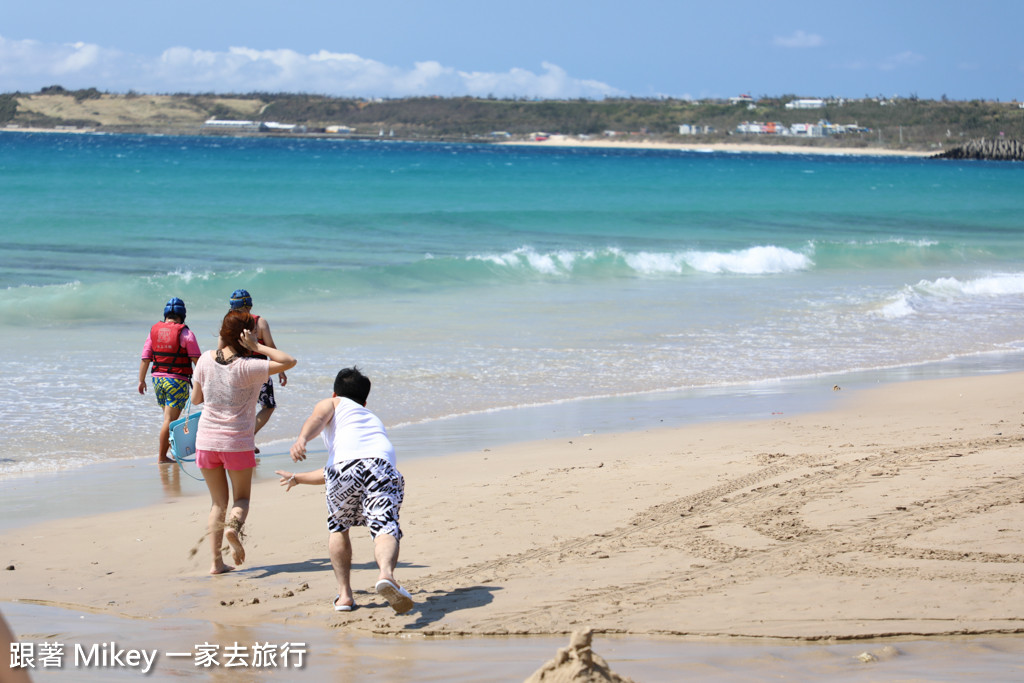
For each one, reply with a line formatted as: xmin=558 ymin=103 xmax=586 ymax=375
xmin=524 ymin=629 xmax=635 ymax=683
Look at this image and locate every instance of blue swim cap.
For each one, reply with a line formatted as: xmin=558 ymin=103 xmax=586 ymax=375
xmin=164 ymin=297 xmax=186 ymax=320
xmin=229 ymin=289 xmax=253 ymax=309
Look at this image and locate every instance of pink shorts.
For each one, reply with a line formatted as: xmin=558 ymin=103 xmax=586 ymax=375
xmin=196 ymin=449 xmax=256 ymax=471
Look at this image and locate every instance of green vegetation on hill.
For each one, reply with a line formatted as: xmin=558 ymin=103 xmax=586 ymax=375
xmin=3 ymin=87 xmax=1024 ymax=151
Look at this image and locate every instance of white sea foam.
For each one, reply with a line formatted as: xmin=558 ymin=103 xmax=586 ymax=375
xmin=623 ymin=250 xmax=687 ymax=274
xmin=468 ymin=246 xmax=594 ymax=275
xmin=682 ymin=245 xmax=812 ymax=274
xmin=924 ymin=273 xmax=1024 ymax=297
xmin=878 ymin=294 xmax=917 ymax=319
xmin=874 ymin=272 xmax=1024 ymax=319
xmin=149 ymin=267 xmax=257 ymax=284
xmin=467 ymin=245 xmax=812 ymax=276
xmin=860 ymin=237 xmax=939 ymax=247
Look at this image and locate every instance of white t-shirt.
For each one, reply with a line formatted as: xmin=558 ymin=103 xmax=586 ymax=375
xmin=193 ymin=350 xmax=269 ymax=452
xmin=322 ymin=396 xmax=396 ymax=471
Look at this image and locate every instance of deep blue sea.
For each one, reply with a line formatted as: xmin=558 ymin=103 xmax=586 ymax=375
xmin=2 ymin=131 xmax=1024 ymax=476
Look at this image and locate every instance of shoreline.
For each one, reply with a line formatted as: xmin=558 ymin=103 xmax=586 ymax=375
xmin=5 ymin=349 xmax=1021 ymax=529
xmin=500 ymin=134 xmax=935 ymax=157
xmin=2 ymin=125 xmax=935 ymax=157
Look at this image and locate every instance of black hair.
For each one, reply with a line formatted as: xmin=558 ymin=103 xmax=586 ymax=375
xmin=334 ymin=367 xmax=371 ymax=406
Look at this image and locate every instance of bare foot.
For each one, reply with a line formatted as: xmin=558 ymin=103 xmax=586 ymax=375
xmin=211 ymin=563 xmax=235 ymax=575
xmin=225 ymin=525 xmax=245 ymax=566
xmin=158 ymin=457 xmax=175 ymax=464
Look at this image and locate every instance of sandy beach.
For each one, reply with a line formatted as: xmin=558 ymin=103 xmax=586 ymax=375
xmin=3 ymin=370 xmax=1024 ymax=679
xmin=501 ymin=134 xmax=935 ymax=157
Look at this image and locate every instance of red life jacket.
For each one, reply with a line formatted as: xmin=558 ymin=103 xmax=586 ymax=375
xmin=149 ymin=321 xmax=193 ymax=378
xmin=250 ymin=314 xmax=268 ymax=360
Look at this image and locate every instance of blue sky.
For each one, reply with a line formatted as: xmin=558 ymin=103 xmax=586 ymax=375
xmin=2 ymin=0 xmax=1021 ymax=101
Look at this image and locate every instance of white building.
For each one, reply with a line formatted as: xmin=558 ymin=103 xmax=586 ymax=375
xmin=785 ymin=99 xmax=826 ymax=110
xmin=203 ymin=119 xmax=260 ymax=132
xmin=789 ymin=123 xmax=824 ymax=137
xmin=679 ymin=124 xmax=714 ymax=135
xmin=260 ymin=121 xmax=303 ymax=132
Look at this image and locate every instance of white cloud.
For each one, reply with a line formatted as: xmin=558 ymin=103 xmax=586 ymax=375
xmin=0 ymin=35 xmax=623 ymax=98
xmin=773 ymin=30 xmax=824 ymax=49
xmin=839 ymin=51 xmax=926 ymax=73
xmin=878 ymin=50 xmax=925 ymax=71
xmin=0 ymin=36 xmax=126 ymax=84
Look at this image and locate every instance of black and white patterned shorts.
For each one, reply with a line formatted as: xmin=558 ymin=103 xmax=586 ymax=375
xmin=257 ymin=378 xmax=276 ymax=409
xmin=325 ymin=458 xmax=404 ymax=540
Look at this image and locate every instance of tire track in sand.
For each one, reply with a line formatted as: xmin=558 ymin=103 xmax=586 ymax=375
xmin=413 ymin=432 xmax=1024 ymax=634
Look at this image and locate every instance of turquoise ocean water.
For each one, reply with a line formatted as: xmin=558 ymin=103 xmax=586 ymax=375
xmin=2 ymin=132 xmax=1024 ymax=477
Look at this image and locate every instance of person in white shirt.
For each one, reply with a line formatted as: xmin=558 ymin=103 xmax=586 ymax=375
xmin=277 ymin=367 xmax=412 ymax=614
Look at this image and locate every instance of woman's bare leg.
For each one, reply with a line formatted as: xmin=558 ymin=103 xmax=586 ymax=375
xmin=224 ymin=467 xmax=253 ymax=565
xmin=202 ymin=468 xmax=233 ymax=574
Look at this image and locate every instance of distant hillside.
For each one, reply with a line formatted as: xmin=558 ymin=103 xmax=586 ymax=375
xmin=3 ymin=87 xmax=1023 ymax=152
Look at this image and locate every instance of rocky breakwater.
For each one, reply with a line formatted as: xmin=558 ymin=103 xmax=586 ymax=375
xmin=933 ymin=137 xmax=1024 ymax=161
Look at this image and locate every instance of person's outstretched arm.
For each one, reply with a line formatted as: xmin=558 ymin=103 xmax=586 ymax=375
xmin=289 ymin=397 xmax=336 ymax=462
xmin=275 ymin=468 xmax=326 ymax=491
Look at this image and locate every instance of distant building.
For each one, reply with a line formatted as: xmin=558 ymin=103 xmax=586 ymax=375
xmin=203 ymin=119 xmax=260 ymax=132
xmin=785 ymin=99 xmax=826 ymax=110
xmin=736 ymin=119 xmax=864 ymax=138
xmin=729 ymin=94 xmax=756 ymax=105
xmin=260 ymin=121 xmax=306 ymax=133
xmin=203 ymin=119 xmax=305 ymax=134
xmin=736 ymin=121 xmax=784 ymax=135
xmin=679 ymin=124 xmax=715 ymax=135
xmin=789 ymin=122 xmax=824 ymax=137
xmin=326 ymin=125 xmax=355 ymax=134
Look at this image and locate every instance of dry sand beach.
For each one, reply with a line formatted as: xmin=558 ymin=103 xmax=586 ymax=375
xmin=3 ymin=371 xmax=1024 ymax=680
xmin=502 ymin=134 xmax=934 ymax=157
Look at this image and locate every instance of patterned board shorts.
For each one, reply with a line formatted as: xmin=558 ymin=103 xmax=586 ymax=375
xmin=258 ymin=378 xmax=276 ymax=409
xmin=153 ymin=376 xmax=191 ymax=409
xmin=325 ymin=458 xmax=404 ymax=540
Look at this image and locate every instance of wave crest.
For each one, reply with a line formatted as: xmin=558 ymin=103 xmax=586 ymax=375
xmin=467 ymin=245 xmax=812 ymax=277
xmin=876 ymin=272 xmax=1024 ymax=319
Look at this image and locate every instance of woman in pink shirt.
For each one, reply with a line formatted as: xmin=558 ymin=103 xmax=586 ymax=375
xmin=192 ymin=310 xmax=297 ymax=575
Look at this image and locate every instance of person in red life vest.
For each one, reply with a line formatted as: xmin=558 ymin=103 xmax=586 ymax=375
xmin=138 ymin=297 xmax=202 ymax=463
xmin=223 ymin=289 xmax=287 ymax=453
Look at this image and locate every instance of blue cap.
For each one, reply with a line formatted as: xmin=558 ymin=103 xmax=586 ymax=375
xmin=229 ymin=289 xmax=253 ymax=309
xmin=164 ymin=297 xmax=186 ymax=320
